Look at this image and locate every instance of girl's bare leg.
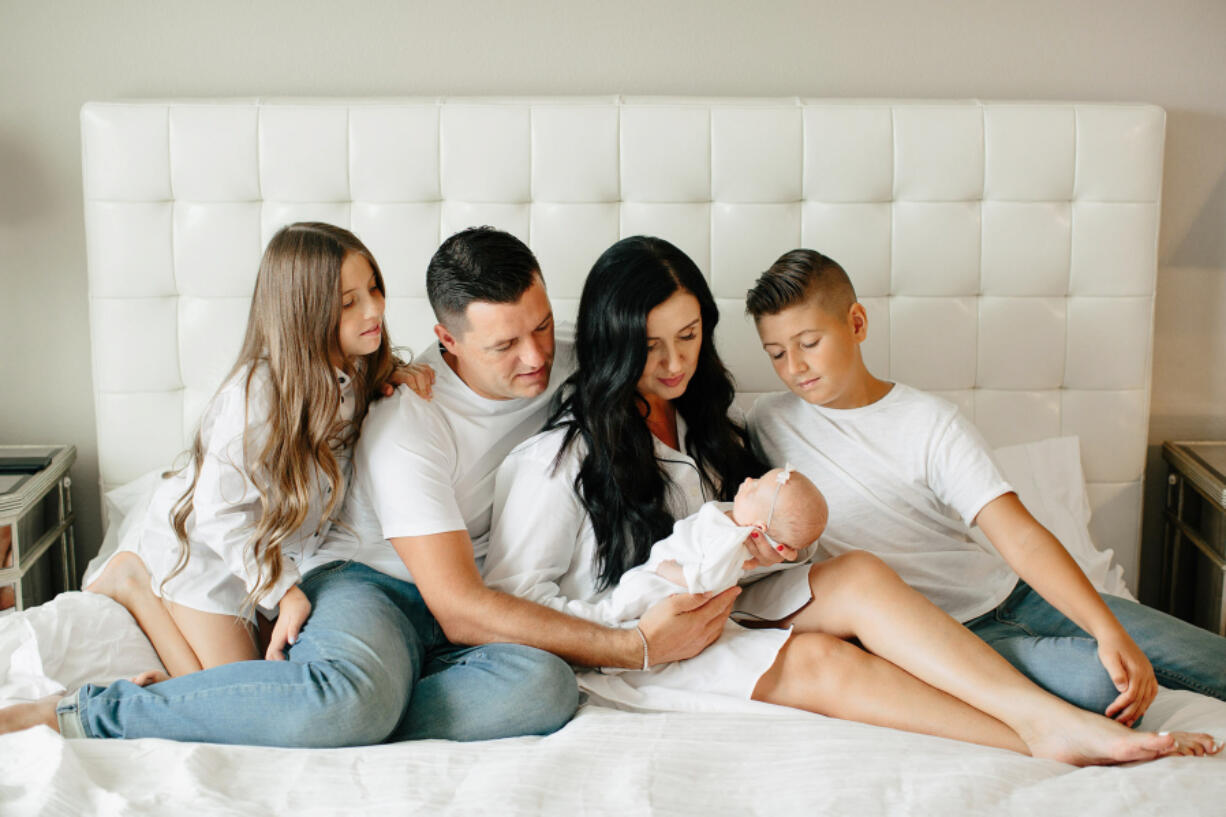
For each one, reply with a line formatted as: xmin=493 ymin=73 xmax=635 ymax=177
xmin=754 ymin=631 xmax=1029 ymax=754
xmin=777 ymin=552 xmax=1214 ymax=765
xmin=86 ymin=551 xmax=203 ymax=676
xmin=163 ymin=600 xmax=258 ymax=668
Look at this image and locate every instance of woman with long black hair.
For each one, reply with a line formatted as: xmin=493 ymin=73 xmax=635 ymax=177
xmin=483 ymin=236 xmax=1208 ymax=765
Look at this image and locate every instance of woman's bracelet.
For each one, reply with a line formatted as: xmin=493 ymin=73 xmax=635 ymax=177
xmin=634 ymin=624 xmax=650 ymax=671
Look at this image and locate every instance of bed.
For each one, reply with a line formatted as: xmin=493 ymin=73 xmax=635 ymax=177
xmin=2 ymin=96 xmax=1223 ymax=815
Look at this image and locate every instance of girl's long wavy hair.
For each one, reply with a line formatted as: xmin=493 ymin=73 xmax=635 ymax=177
xmin=548 ymin=235 xmax=766 ymax=590
xmin=166 ymin=222 xmax=396 ymax=611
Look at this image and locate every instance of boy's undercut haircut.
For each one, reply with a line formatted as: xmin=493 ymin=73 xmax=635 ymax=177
xmin=427 ymin=226 xmax=542 ymax=332
xmin=745 ymin=249 xmax=857 ymax=321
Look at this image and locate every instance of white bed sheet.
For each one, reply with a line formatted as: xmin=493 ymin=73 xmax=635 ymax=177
xmin=2 ymin=592 xmax=1225 ymax=816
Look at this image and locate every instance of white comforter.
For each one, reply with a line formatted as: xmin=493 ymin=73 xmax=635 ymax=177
xmin=2 ymin=592 xmax=1224 ymax=816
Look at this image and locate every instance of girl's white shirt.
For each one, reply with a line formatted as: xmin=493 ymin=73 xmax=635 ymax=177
xmin=485 ymin=420 xmax=814 ymax=711
xmin=118 ymin=363 xmax=355 ymax=618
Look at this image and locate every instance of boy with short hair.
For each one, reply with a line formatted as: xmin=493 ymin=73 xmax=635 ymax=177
xmin=745 ymin=249 xmax=1226 ymax=724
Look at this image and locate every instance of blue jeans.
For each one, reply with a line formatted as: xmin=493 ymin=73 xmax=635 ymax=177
xmin=56 ymin=562 xmax=579 ymax=745
xmin=966 ymin=580 xmax=1226 ymax=716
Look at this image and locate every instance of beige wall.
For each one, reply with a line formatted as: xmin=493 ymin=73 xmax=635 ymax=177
xmin=2 ymin=0 xmax=1223 ymax=598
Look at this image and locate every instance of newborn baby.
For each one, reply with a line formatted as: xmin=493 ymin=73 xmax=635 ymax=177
xmin=595 ymin=465 xmax=828 ymax=626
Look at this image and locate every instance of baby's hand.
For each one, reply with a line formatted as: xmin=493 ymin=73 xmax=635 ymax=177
xmin=655 ymin=560 xmax=688 ymax=587
xmin=741 ymin=528 xmax=799 ymax=571
xmin=383 ymin=361 xmax=436 ymax=399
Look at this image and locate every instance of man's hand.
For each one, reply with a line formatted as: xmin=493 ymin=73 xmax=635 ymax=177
xmin=382 ymin=362 xmax=436 ymax=399
xmin=266 ymin=585 xmax=312 ymax=660
xmin=637 ymin=586 xmax=741 ymax=666
xmin=1098 ymin=629 xmax=1158 ymax=726
xmin=741 ymin=529 xmax=799 ymax=571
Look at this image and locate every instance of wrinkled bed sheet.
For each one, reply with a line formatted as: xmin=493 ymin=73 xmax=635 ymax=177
xmin=1 ymin=592 xmax=1224 ymax=816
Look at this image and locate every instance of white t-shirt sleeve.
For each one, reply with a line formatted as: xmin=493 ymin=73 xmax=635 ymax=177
xmin=358 ymin=390 xmax=467 ymax=540
xmin=928 ymin=409 xmax=1014 ymax=527
xmin=485 ymin=434 xmax=620 ymax=625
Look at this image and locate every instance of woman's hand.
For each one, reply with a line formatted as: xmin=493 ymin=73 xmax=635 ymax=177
xmin=383 ymin=361 xmax=436 ymax=399
xmin=266 ymin=585 xmax=312 ymax=661
xmin=741 ymin=528 xmax=799 ymax=571
xmin=1097 ymin=629 xmax=1158 ymax=725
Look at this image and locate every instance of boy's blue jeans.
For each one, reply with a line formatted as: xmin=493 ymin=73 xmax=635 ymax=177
xmin=56 ymin=561 xmax=579 ymax=745
xmin=966 ymin=580 xmax=1226 ymax=717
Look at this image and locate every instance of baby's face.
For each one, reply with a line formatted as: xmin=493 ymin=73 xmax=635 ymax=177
xmin=731 ymin=467 xmax=790 ymax=527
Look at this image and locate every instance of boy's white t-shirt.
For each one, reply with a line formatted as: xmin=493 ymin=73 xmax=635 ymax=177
xmin=748 ymin=383 xmax=1018 ymax=623
xmin=303 ymin=333 xmax=574 ymax=583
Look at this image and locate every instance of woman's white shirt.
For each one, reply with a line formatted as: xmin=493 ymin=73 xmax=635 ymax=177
xmin=484 ymin=417 xmax=709 ymax=622
xmin=485 ymin=418 xmax=811 ymax=711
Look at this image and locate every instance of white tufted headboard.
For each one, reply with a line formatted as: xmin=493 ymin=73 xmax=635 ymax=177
xmin=81 ymin=96 xmax=1164 ymax=585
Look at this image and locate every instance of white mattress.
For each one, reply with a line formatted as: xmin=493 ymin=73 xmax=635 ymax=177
xmin=2 ymin=592 xmax=1225 ymax=816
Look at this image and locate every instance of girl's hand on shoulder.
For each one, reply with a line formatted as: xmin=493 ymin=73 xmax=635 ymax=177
xmin=383 ymin=361 xmax=436 ymax=400
xmin=266 ymin=585 xmax=312 ymax=661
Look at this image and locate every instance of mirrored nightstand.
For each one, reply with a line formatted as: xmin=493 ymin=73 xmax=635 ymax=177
xmin=0 ymin=444 xmax=78 ymax=612
xmin=1161 ymin=441 xmax=1226 ymax=636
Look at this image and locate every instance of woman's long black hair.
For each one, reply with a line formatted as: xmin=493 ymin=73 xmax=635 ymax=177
xmin=548 ymin=236 xmax=766 ymax=590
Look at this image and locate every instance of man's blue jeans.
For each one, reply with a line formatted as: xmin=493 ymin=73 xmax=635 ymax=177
xmin=56 ymin=562 xmax=579 ymax=745
xmin=966 ymin=580 xmax=1226 ymax=717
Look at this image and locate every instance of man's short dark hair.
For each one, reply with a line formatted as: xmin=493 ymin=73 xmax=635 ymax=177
xmin=426 ymin=226 xmax=541 ymax=330
xmin=745 ymin=249 xmax=857 ymax=321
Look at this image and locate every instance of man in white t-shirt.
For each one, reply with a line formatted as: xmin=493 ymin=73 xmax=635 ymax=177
xmin=33 ymin=228 xmax=739 ymax=747
xmin=745 ymin=249 xmax=1226 ymax=725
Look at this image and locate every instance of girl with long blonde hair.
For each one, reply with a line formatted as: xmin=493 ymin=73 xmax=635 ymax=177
xmin=88 ymin=222 xmax=401 ymax=676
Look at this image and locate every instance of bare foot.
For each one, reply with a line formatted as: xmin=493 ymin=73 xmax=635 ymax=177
xmin=1157 ymin=731 xmax=1223 ymax=758
xmin=0 ymin=695 xmax=61 ymax=736
xmin=85 ymin=550 xmax=154 ymax=609
xmin=1018 ymin=705 xmax=1178 ymax=766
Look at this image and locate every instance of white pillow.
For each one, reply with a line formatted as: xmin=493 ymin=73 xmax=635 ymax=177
xmin=0 ymin=592 xmax=165 ymax=705
xmin=972 ymin=436 xmax=1132 ymax=599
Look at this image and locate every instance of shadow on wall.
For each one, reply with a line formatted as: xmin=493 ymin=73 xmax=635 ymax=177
xmin=0 ymin=129 xmax=54 ymax=226
xmin=1161 ymin=110 xmax=1226 ymax=267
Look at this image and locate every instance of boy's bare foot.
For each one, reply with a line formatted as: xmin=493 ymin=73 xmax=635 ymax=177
xmin=0 ymin=695 xmax=61 ymax=736
xmin=1015 ymin=703 xmax=1216 ymax=766
xmin=85 ymin=551 xmax=154 ymax=610
xmin=1158 ymin=732 xmax=1222 ymax=757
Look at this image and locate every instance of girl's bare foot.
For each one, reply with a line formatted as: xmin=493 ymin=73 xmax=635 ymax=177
xmin=85 ymin=551 xmax=154 ymax=610
xmin=0 ymin=695 xmax=61 ymax=736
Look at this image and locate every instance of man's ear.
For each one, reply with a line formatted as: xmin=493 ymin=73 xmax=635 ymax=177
xmin=848 ymin=302 xmax=869 ymax=342
xmin=433 ymin=323 xmax=458 ymax=355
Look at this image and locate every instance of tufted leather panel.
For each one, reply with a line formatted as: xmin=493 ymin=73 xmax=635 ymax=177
xmin=81 ymin=97 xmax=1164 ymax=584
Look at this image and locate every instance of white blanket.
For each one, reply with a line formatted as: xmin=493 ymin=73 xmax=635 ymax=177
xmin=2 ymin=592 xmax=1225 ymax=816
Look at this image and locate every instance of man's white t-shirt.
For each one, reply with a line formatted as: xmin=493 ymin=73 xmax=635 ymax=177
xmin=748 ymin=383 xmax=1018 ymax=623
xmin=302 ymin=333 xmax=575 ymax=584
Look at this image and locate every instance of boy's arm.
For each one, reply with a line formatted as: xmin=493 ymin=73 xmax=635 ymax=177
xmin=974 ymin=492 xmax=1157 ymax=724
